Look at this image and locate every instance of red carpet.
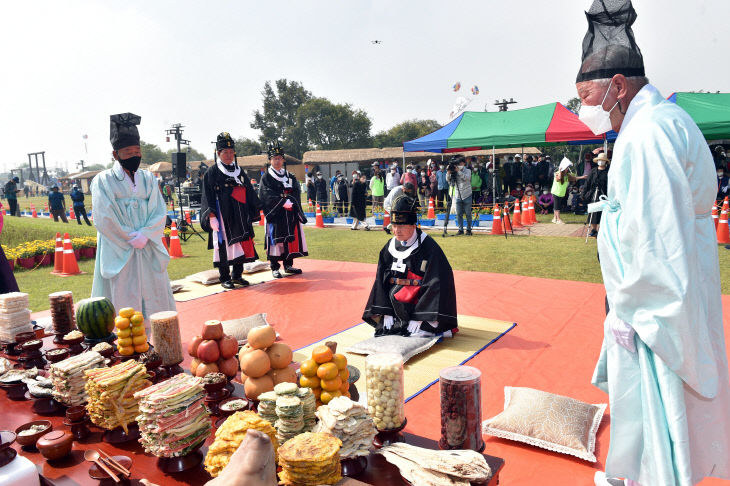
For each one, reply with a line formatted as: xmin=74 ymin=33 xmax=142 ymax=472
xmin=32 ymin=259 xmax=730 ymax=485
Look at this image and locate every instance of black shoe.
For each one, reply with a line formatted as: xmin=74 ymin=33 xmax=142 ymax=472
xmin=589 ymin=230 xmax=598 ymax=237
xmin=272 ymin=270 xmax=283 ymax=279
xmin=232 ymin=278 xmax=250 ymax=287
xmin=384 ymin=228 xmax=391 ymax=234
xmin=725 ymin=245 xmax=730 ymax=250
xmin=285 ymin=267 xmax=302 ymax=275
xmin=351 ymin=227 xmax=358 ymax=230
xmin=364 ymin=226 xmax=370 ymax=231
xmin=466 ymin=230 xmax=472 ymax=236
xmin=456 ymin=230 xmax=464 ymax=235
xmin=221 ymin=280 xmax=235 ymax=289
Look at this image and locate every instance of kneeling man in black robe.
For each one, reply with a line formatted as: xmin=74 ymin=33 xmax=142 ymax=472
xmin=363 ymin=195 xmax=458 ymax=337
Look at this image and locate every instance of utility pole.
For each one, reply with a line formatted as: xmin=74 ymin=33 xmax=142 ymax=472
xmin=165 ymin=123 xmax=190 ymax=153
xmin=494 ymin=98 xmax=517 ymax=112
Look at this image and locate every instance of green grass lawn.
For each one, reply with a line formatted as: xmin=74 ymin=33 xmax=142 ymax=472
xmin=4 ymin=216 xmax=730 ymax=311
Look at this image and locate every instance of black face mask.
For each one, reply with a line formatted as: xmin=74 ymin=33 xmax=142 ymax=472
xmin=119 ymin=156 xmax=141 ymax=174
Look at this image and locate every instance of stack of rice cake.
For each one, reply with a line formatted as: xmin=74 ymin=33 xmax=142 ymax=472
xmin=275 ymin=396 xmax=304 ymax=444
xmin=50 ymin=351 xmax=106 ymax=406
xmin=0 ymin=292 xmax=32 ymax=342
xmin=297 ymin=387 xmax=317 ymax=430
xmin=314 ymin=396 xmax=376 ymax=459
xmin=85 ymin=360 xmax=150 ymax=433
xmin=278 ymin=432 xmax=342 ymax=486
xmin=204 ymin=410 xmax=279 ymax=477
xmin=258 ymin=383 xmax=317 ymax=443
xmin=257 ymin=391 xmax=279 ymax=425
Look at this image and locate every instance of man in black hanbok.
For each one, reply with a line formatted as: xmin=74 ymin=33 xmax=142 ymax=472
xmin=200 ymin=132 xmax=261 ymax=289
xmin=363 ymin=194 xmax=458 ymax=337
xmin=258 ymin=142 xmax=308 ymax=278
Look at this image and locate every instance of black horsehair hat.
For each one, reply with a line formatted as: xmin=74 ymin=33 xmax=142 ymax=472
xmin=391 ymin=194 xmax=418 ymax=225
xmin=216 ymin=132 xmax=235 ymax=151
xmin=577 ymin=0 xmax=644 ymax=83
xmin=267 ymin=141 xmax=285 ymax=159
xmin=110 ymin=113 xmax=141 ymax=151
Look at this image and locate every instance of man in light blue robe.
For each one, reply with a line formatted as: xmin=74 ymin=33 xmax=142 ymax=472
xmin=91 ymin=113 xmax=176 ymax=327
xmin=576 ymin=2 xmax=730 ymax=485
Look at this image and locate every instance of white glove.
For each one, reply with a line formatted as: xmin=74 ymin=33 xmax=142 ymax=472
xmin=608 ymin=311 xmax=636 ymax=353
xmin=128 ymin=231 xmax=148 ymax=249
xmin=209 ymin=216 xmax=219 ymax=232
xmin=283 ymin=200 xmax=294 ymax=210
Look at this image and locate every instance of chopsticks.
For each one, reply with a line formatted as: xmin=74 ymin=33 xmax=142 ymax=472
xmin=97 ymin=448 xmax=131 ymax=477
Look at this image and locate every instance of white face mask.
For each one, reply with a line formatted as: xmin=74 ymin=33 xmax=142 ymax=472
xmin=317 ymin=175 xmax=322 ymax=179
xmin=598 ymin=161 xmax=607 ymax=167
xmin=579 ymin=80 xmax=619 ymax=135
xmin=718 ymin=172 xmax=725 ymax=177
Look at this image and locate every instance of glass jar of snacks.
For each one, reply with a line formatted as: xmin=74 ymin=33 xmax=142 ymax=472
xmin=366 ymin=353 xmax=405 ymax=431
xmin=438 ymin=365 xmax=483 ymax=451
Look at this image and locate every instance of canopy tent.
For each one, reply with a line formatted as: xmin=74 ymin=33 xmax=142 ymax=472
xmin=403 ymin=102 xmax=616 ymax=153
xmin=668 ymin=92 xmax=730 ymax=140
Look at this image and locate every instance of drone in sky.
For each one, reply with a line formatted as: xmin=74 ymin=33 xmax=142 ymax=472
xmin=371 ymin=40 xmax=382 ymax=44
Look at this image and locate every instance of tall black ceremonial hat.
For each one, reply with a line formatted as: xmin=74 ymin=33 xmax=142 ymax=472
xmin=216 ymin=132 xmax=235 ymax=151
xmin=576 ymin=0 xmax=644 ymax=83
xmin=110 ymin=113 xmax=141 ymax=150
xmin=267 ymin=141 xmax=285 ymax=159
xmin=391 ymin=195 xmax=419 ymax=225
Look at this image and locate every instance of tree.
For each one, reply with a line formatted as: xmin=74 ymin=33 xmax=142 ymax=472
xmin=565 ymin=97 xmax=581 ymax=113
xmin=235 ymin=137 xmax=263 ymax=156
xmin=373 ymin=119 xmax=442 ymax=148
xmin=85 ymin=164 xmax=107 ymax=171
xmin=297 ymin=98 xmax=372 ymax=150
xmin=140 ymin=140 xmax=166 ymax=164
xmin=251 ymin=79 xmax=312 ymax=159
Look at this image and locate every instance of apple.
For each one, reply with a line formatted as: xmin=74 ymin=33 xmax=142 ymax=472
xmin=219 ymin=335 xmax=238 ymax=359
xmin=202 ymin=320 xmax=224 ymax=341
xmin=188 ymin=335 xmax=203 ymax=358
xmin=197 ymin=339 xmax=221 ymax=363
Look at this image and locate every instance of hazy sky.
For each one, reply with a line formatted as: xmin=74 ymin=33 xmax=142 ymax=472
xmin=1 ymin=0 xmax=728 ymax=173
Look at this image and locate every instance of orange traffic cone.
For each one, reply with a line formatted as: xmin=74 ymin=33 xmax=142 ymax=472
xmin=69 ymin=207 xmax=75 ymax=220
xmin=502 ymin=203 xmax=513 ymax=232
xmin=60 ymin=233 xmax=81 ymax=276
xmin=712 ymin=204 xmax=719 ymax=230
xmin=723 ymin=197 xmax=729 ymax=212
xmin=527 ymin=196 xmax=536 ymax=224
xmin=185 ymin=210 xmax=191 ymax=224
xmin=512 ymin=199 xmax=523 ymax=228
xmin=259 ymin=210 xmax=265 ymax=226
xmin=308 ymin=199 xmax=313 ymax=210
xmin=44 ymin=203 xmax=48 ymax=212
xmin=383 ymin=210 xmax=391 ymax=230
xmin=520 ymin=198 xmax=530 ymax=226
xmin=168 ymin=221 xmax=185 ymax=258
xmin=31 ymin=205 xmax=38 ymax=218
xmin=427 ymin=197 xmax=435 ymax=219
xmin=161 ymin=237 xmax=170 ymax=253
xmin=51 ymin=232 xmax=63 ymax=274
xmin=315 ymin=203 xmax=325 ymax=228
xmin=717 ymin=206 xmax=730 ymax=244
xmin=491 ymin=205 xmax=504 ymax=235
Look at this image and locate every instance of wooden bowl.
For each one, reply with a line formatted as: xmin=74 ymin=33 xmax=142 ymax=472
xmin=218 ymin=397 xmax=252 ymax=417
xmin=36 ymin=430 xmax=73 ymax=461
xmin=45 ymin=348 xmax=70 ymax=363
xmin=66 ymin=406 xmax=87 ymax=422
xmin=15 ymin=420 xmax=52 ymax=448
xmin=14 ymin=331 xmax=36 ymax=344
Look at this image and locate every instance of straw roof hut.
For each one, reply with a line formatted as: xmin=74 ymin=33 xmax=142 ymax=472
xmin=302 ymin=147 xmax=541 ymax=165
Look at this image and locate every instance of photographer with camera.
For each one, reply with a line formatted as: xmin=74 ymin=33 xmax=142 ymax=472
xmin=445 ymin=156 xmax=473 ymax=235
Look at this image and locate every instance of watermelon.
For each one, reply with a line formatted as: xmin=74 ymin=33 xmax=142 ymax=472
xmin=76 ymin=297 xmax=116 ymax=339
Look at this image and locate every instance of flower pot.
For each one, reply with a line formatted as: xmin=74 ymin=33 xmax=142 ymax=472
xmin=304 ymin=212 xmax=315 ymax=218
xmin=35 ymin=254 xmax=52 ymax=266
xmin=419 ymin=219 xmax=435 ymax=227
xmin=17 ymin=257 xmax=35 ymax=269
xmin=8 ymin=260 xmax=15 ymax=272
xmin=322 ymin=217 xmax=335 ymax=224
xmin=80 ymin=247 xmax=95 ymax=259
xmin=479 ymin=214 xmax=493 ymax=221
xmin=437 ymin=214 xmax=446 ymax=220
xmin=374 ymin=218 xmax=384 ymax=226
xmin=74 ymin=249 xmax=81 ymax=260
xmin=345 ymin=218 xmax=354 ymax=224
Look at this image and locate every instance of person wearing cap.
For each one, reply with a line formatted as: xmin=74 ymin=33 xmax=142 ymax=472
xmin=370 ymin=162 xmax=385 ymax=213
xmin=581 ymin=152 xmax=610 ymax=237
xmin=383 ymin=182 xmax=418 ymax=234
xmin=70 ymin=184 xmax=91 ymax=226
xmin=91 ymin=113 xmax=176 ymax=326
xmin=313 ymin=171 xmax=328 ymax=210
xmin=386 ymin=165 xmax=400 ymax=193
xmin=363 ymin=194 xmax=457 ymax=337
xmin=3 ymin=176 xmax=20 ymax=217
xmin=575 ymin=3 xmax=730 ymax=485
xmin=48 ymin=185 xmax=68 ymax=223
xmin=717 ymin=166 xmax=729 ymax=203
xmin=550 ymin=157 xmax=579 ymax=224
xmin=446 ymin=156 xmax=473 ymax=235
xmin=258 ymin=142 xmax=308 ymax=278
xmin=200 ymin=132 xmax=261 ymax=289
xmin=502 ymin=155 xmax=517 ymax=194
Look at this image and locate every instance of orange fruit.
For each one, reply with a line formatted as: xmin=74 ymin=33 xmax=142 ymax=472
xmin=312 ymin=345 xmax=333 ymax=364
xmin=131 ymin=325 xmax=145 ymax=336
xmin=118 ymin=345 xmax=135 ymax=356
xmin=117 ymin=337 xmax=133 ymax=348
xmin=299 ymin=375 xmax=321 ymax=389
xmin=316 ymin=362 xmax=338 ymax=380
xmin=312 ymin=387 xmax=322 ymax=400
xmin=332 ymin=353 xmax=347 ymax=370
xmin=115 ymin=317 xmax=130 ymax=330
xmin=300 ymin=359 xmax=319 ymax=377
xmin=116 ymin=328 xmax=131 ymax=339
xmin=119 ymin=308 xmax=135 ymax=319
xmin=320 ymin=389 xmax=341 ymax=404
xmin=321 ymin=376 xmax=342 ymax=392
xmin=132 ymin=334 xmax=147 ymax=346
xmin=130 ymin=314 xmax=144 ymax=326
xmin=338 ymin=368 xmax=350 ymax=382
xmin=339 ymin=379 xmax=349 ymax=394
xmin=134 ymin=342 xmax=149 ymax=353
